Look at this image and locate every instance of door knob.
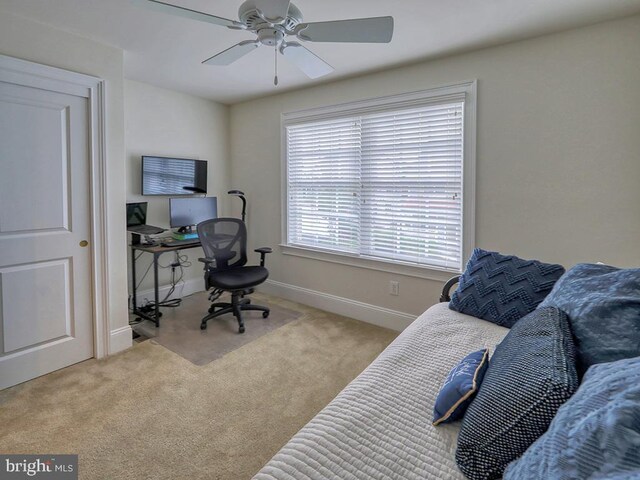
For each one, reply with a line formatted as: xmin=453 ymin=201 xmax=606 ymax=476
xmin=79 ymin=240 xmax=89 ymax=247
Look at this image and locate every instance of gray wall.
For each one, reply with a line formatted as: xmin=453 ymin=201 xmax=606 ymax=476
xmin=124 ymin=79 xmax=230 ymax=300
xmin=229 ymin=15 xmax=640 ymax=321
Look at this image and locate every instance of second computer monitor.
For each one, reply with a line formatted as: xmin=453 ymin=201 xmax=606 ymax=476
xmin=169 ymin=197 xmax=218 ymax=229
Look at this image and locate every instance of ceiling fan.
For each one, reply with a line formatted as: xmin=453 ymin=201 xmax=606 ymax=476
xmin=133 ymin=0 xmax=394 ymax=84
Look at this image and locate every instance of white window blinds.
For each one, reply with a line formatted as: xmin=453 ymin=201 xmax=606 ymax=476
xmin=286 ymin=97 xmax=466 ymax=272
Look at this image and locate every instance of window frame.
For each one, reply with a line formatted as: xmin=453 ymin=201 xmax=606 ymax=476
xmin=280 ymin=80 xmax=477 ymax=280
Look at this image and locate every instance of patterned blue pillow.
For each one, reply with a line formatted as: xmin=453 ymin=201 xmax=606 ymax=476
xmin=538 ymin=263 xmax=640 ymax=373
xmin=504 ymin=356 xmax=640 ymax=480
xmin=450 ymin=249 xmax=565 ymax=328
xmin=455 ymin=307 xmax=579 ymax=480
xmin=433 ymin=349 xmax=489 ymax=426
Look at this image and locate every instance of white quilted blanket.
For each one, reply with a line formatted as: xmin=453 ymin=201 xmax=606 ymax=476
xmin=255 ymin=302 xmax=509 ymax=480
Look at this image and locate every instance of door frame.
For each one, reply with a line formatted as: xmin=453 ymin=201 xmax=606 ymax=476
xmin=0 ymin=54 xmax=110 ymax=359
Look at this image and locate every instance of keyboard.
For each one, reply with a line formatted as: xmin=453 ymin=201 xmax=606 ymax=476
xmin=160 ymin=238 xmax=200 ymax=248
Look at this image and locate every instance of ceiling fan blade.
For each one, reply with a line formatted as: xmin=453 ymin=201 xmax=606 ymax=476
xmin=203 ymin=41 xmax=259 ymax=65
xmin=131 ymin=0 xmax=243 ymax=29
xmin=295 ymin=16 xmax=394 ymax=43
xmin=280 ymin=42 xmax=333 ymax=79
xmin=254 ymin=0 xmax=291 ymax=23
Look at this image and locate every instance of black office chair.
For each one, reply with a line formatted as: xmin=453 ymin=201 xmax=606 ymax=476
xmin=197 ymin=217 xmax=272 ymax=333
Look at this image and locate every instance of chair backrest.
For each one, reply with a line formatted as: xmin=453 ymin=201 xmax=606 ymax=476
xmin=197 ymin=218 xmax=247 ymax=270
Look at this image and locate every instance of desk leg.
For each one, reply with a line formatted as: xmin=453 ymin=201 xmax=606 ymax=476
xmin=131 ymin=246 xmax=137 ymax=313
xmin=130 ymin=247 xmax=164 ymax=326
xmin=153 ymin=253 xmax=160 ymax=327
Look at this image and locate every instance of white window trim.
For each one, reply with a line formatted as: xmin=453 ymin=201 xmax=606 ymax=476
xmin=280 ymin=80 xmax=477 ymax=278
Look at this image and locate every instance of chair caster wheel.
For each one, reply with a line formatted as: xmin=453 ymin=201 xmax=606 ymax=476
xmin=200 ymin=323 xmax=207 ymax=330
xmin=239 ymin=326 xmax=245 ymax=334
xmin=262 ymin=311 xmax=270 ymax=318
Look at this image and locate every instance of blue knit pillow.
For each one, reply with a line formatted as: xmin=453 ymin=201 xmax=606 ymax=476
xmin=504 ymin=356 xmax=640 ymax=480
xmin=433 ymin=349 xmax=489 ymax=426
xmin=455 ymin=307 xmax=579 ymax=480
xmin=450 ymin=248 xmax=565 ymax=328
xmin=538 ymin=263 xmax=640 ymax=373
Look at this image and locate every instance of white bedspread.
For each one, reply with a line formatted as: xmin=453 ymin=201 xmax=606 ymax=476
xmin=255 ymin=302 xmax=509 ymax=480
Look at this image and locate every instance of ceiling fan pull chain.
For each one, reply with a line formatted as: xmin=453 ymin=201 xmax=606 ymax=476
xmin=274 ymin=43 xmax=279 ymax=86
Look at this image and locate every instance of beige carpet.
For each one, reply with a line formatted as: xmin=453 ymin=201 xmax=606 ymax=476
xmin=132 ymin=294 xmax=302 ymax=365
xmin=0 ymin=293 xmax=397 ymax=480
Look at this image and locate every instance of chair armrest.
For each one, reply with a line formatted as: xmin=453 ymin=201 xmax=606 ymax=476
xmin=440 ymin=275 xmax=461 ymax=302
xmin=198 ymin=257 xmax=216 ymax=264
xmin=254 ymin=247 xmax=272 ymax=267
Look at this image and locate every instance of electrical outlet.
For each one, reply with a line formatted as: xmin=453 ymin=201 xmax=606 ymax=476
xmin=389 ymin=280 xmax=399 ymax=296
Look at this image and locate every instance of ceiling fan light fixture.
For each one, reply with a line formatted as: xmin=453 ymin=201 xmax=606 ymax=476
xmin=257 ymin=27 xmax=285 ymax=47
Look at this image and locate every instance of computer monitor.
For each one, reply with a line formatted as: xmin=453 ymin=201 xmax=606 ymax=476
xmin=126 ymin=202 xmax=147 ymax=227
xmin=169 ymin=197 xmax=218 ymax=230
xmin=141 ymin=156 xmax=208 ymax=196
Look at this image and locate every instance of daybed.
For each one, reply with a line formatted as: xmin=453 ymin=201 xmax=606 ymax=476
xmin=255 ymin=290 xmax=508 ymax=480
xmin=256 ymin=253 xmax=640 ymax=480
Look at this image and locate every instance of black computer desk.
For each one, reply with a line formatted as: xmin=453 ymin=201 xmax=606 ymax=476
xmin=130 ymin=241 xmax=202 ymax=327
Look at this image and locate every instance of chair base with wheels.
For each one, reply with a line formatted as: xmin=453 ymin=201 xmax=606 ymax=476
xmin=200 ymin=289 xmax=270 ymax=333
xmin=197 ymin=218 xmax=272 ymax=334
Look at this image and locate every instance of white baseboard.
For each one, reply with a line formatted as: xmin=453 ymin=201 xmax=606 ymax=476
xmin=132 ymin=277 xmax=205 ymax=308
xmin=109 ymin=325 xmax=133 ymax=354
xmin=260 ymin=279 xmax=416 ymax=331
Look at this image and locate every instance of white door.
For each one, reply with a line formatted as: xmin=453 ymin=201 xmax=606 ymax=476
xmin=0 ymin=75 xmax=94 ymax=389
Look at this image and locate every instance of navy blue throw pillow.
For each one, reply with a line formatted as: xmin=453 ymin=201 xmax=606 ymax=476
xmin=450 ymin=248 xmax=565 ymax=328
xmin=504 ymin=355 xmax=640 ymax=480
xmin=538 ymin=263 xmax=640 ymax=373
xmin=433 ymin=349 xmax=489 ymax=426
xmin=455 ymin=307 xmax=579 ymax=480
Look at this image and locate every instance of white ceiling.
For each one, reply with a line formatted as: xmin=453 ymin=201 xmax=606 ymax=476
xmin=3 ymin=0 xmax=640 ymax=104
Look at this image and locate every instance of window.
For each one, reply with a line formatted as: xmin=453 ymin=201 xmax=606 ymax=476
xmin=282 ymin=82 xmax=476 ymax=275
